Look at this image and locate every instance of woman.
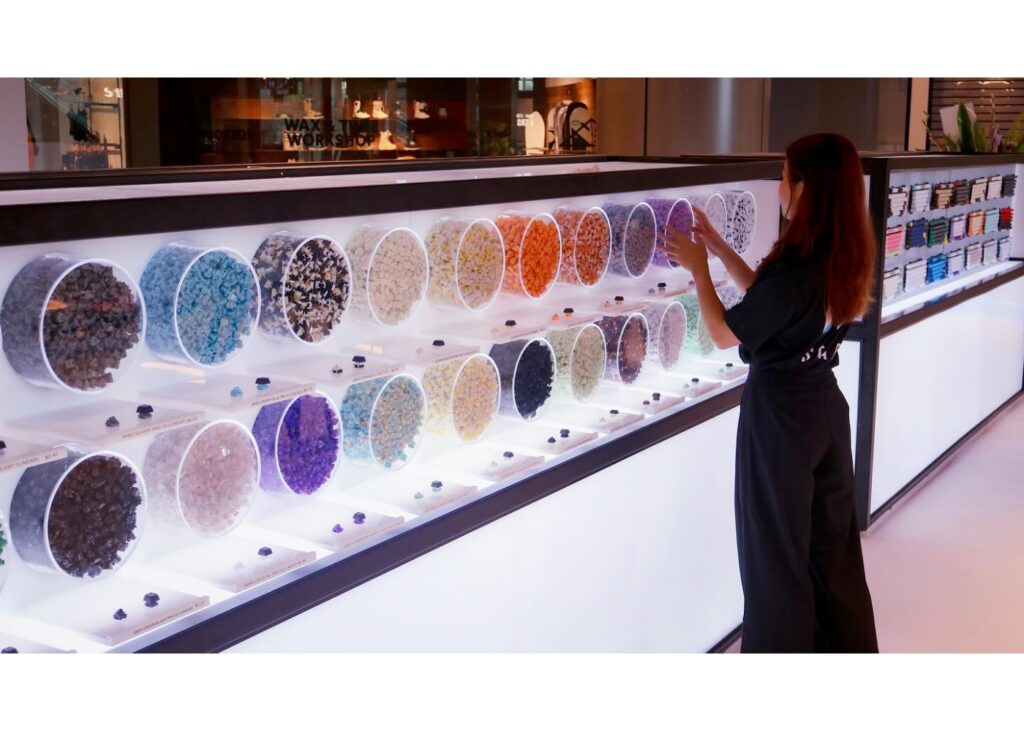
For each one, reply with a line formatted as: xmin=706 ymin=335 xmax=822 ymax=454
xmin=665 ymin=133 xmax=879 ymax=653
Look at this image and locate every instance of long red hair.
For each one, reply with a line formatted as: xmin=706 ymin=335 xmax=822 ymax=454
xmin=758 ymin=133 xmax=876 ymax=325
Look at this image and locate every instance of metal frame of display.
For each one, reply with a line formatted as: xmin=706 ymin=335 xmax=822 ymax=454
xmin=0 ymin=155 xmax=780 ymax=653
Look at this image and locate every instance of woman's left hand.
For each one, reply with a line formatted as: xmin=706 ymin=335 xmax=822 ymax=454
xmin=664 ymin=222 xmax=709 ymax=273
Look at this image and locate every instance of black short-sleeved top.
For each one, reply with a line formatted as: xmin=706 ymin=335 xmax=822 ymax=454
xmin=723 ymin=255 xmax=847 ymax=373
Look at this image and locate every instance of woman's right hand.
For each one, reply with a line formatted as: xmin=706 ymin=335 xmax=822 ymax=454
xmin=692 ymin=207 xmax=731 ymax=260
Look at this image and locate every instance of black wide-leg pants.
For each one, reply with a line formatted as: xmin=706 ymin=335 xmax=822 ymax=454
xmin=735 ymin=368 xmax=878 ymax=653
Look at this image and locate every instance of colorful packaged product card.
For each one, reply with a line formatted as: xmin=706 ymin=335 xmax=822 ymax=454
xmin=987 ymin=174 xmax=1003 ymax=201
xmin=951 ymin=179 xmax=970 ymax=207
xmin=965 ymin=242 xmax=983 ymax=269
xmin=903 ymin=259 xmax=926 ymax=292
xmin=906 ymin=218 xmax=929 ymax=248
xmin=888 ymin=185 xmax=909 ymax=217
xmin=946 ymin=248 xmax=965 ymax=277
xmin=927 ymin=218 xmax=949 ymax=246
xmin=949 ymin=213 xmax=967 ymax=241
xmin=997 ymin=237 xmax=1012 ymax=261
xmin=909 ymin=182 xmax=932 ymax=213
xmin=1001 ymin=174 xmax=1016 ymax=199
xmin=967 ymin=210 xmax=986 ymax=238
xmin=885 ymin=225 xmax=905 ymax=256
xmin=925 ymin=254 xmax=948 ymax=284
xmin=998 ymin=207 xmax=1014 ymax=230
xmin=982 ymin=240 xmax=998 ymax=265
xmin=931 ymin=182 xmax=955 ymax=210
xmin=984 ymin=209 xmax=1000 ymax=234
xmin=970 ymin=177 xmax=989 ymax=203
xmin=882 ymin=268 xmax=902 ymax=301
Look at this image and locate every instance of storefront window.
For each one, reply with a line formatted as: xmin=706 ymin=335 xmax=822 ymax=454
xmin=25 ymin=77 xmax=126 ymax=171
xmin=149 ymin=77 xmax=597 ymax=165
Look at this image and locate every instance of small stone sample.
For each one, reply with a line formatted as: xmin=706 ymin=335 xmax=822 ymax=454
xmin=722 ymin=191 xmax=757 ymax=254
xmin=603 ymin=202 xmax=657 ymax=278
xmin=105 ymin=416 xmax=120 ymax=428
xmin=144 ymin=592 xmax=160 ymax=608
xmin=144 ymin=420 xmax=259 ymax=535
xmin=1 ymin=256 xmax=143 ymax=392
xmin=0 ymin=647 xmax=17 ymax=653
xmin=10 ymin=449 xmax=143 ymax=578
xmin=332 ymin=524 xmax=344 ymax=534
xmin=647 ymin=197 xmax=693 ymax=268
xmin=496 ymin=212 xmax=561 ymax=298
xmin=136 ymin=404 xmax=154 ymax=419
xmin=423 ymin=354 xmax=500 ymax=443
xmin=140 ymin=244 xmax=259 ymax=366
xmin=346 ymin=226 xmax=428 ymax=325
xmin=353 ymin=512 xmax=366 ymax=525
xmin=341 ymin=375 xmax=425 ymax=469
xmin=547 ymin=323 xmax=606 ymax=402
xmin=258 ymin=547 xmax=273 ymax=557
xmin=597 ymin=313 xmax=649 ymax=385
xmin=426 ymin=218 xmax=504 ymax=310
xmin=490 ymin=339 xmax=555 ymax=420
xmin=678 ymin=293 xmax=714 ymax=357
xmin=253 ymin=394 xmax=340 ymax=495
xmin=230 ymin=386 xmax=243 ymax=398
xmin=253 ymin=232 xmax=351 ymax=344
xmin=553 ymin=206 xmax=611 ymax=286
xmin=643 ymin=301 xmax=687 ymax=371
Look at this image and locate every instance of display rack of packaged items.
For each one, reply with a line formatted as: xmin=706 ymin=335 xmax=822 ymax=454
xmin=0 ymin=157 xmax=783 ymax=652
xmin=883 ymin=161 xmax=1019 ymax=311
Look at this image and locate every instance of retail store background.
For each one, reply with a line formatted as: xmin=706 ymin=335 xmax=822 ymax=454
xmin=0 ymin=77 xmax=958 ymax=171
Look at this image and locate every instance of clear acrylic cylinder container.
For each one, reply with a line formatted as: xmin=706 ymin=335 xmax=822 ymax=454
xmin=603 ymin=202 xmax=657 ymax=278
xmin=140 ymin=242 xmax=260 ymax=367
xmin=346 ymin=225 xmax=429 ymax=326
xmin=722 ymin=190 xmax=757 ymax=254
xmin=0 ymin=511 xmax=8 ymax=593
xmin=0 ymin=254 xmax=145 ymax=393
xmin=693 ymin=193 xmax=728 ymax=241
xmin=425 ymin=217 xmax=505 ymax=311
xmin=546 ymin=323 xmax=607 ymax=401
xmin=341 ymin=374 xmax=426 ymax=470
xmin=643 ymin=301 xmax=687 ymax=371
xmin=677 ymin=293 xmax=714 ymax=357
xmin=422 ymin=353 xmax=502 ymax=443
xmin=495 ymin=211 xmax=562 ymax=298
xmin=252 ymin=231 xmax=351 ymax=345
xmin=9 ymin=446 xmax=146 ymax=578
xmin=597 ymin=313 xmax=649 ymax=385
xmin=552 ymin=206 xmax=611 ymax=287
xmin=252 ymin=392 xmax=342 ymax=495
xmin=489 ymin=338 xmax=557 ymax=420
xmin=143 ymin=420 xmax=260 ymax=536
xmin=646 ymin=197 xmax=693 ymax=268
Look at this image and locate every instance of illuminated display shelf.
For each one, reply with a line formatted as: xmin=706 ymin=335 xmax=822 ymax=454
xmin=0 ymin=155 xmax=784 ymax=653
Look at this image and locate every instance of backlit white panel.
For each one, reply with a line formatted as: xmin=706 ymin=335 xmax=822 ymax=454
xmin=871 ymin=276 xmax=1024 ymax=513
xmin=228 ymin=407 xmax=743 ymax=653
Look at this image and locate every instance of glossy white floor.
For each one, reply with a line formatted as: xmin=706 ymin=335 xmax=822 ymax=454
xmin=729 ymin=394 xmax=1024 ymax=653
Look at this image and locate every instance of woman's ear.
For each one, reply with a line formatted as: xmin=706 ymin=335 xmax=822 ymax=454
xmin=792 ymin=180 xmax=805 ymax=209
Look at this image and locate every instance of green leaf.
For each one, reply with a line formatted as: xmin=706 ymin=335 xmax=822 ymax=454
xmin=958 ymin=103 xmax=975 ymax=153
